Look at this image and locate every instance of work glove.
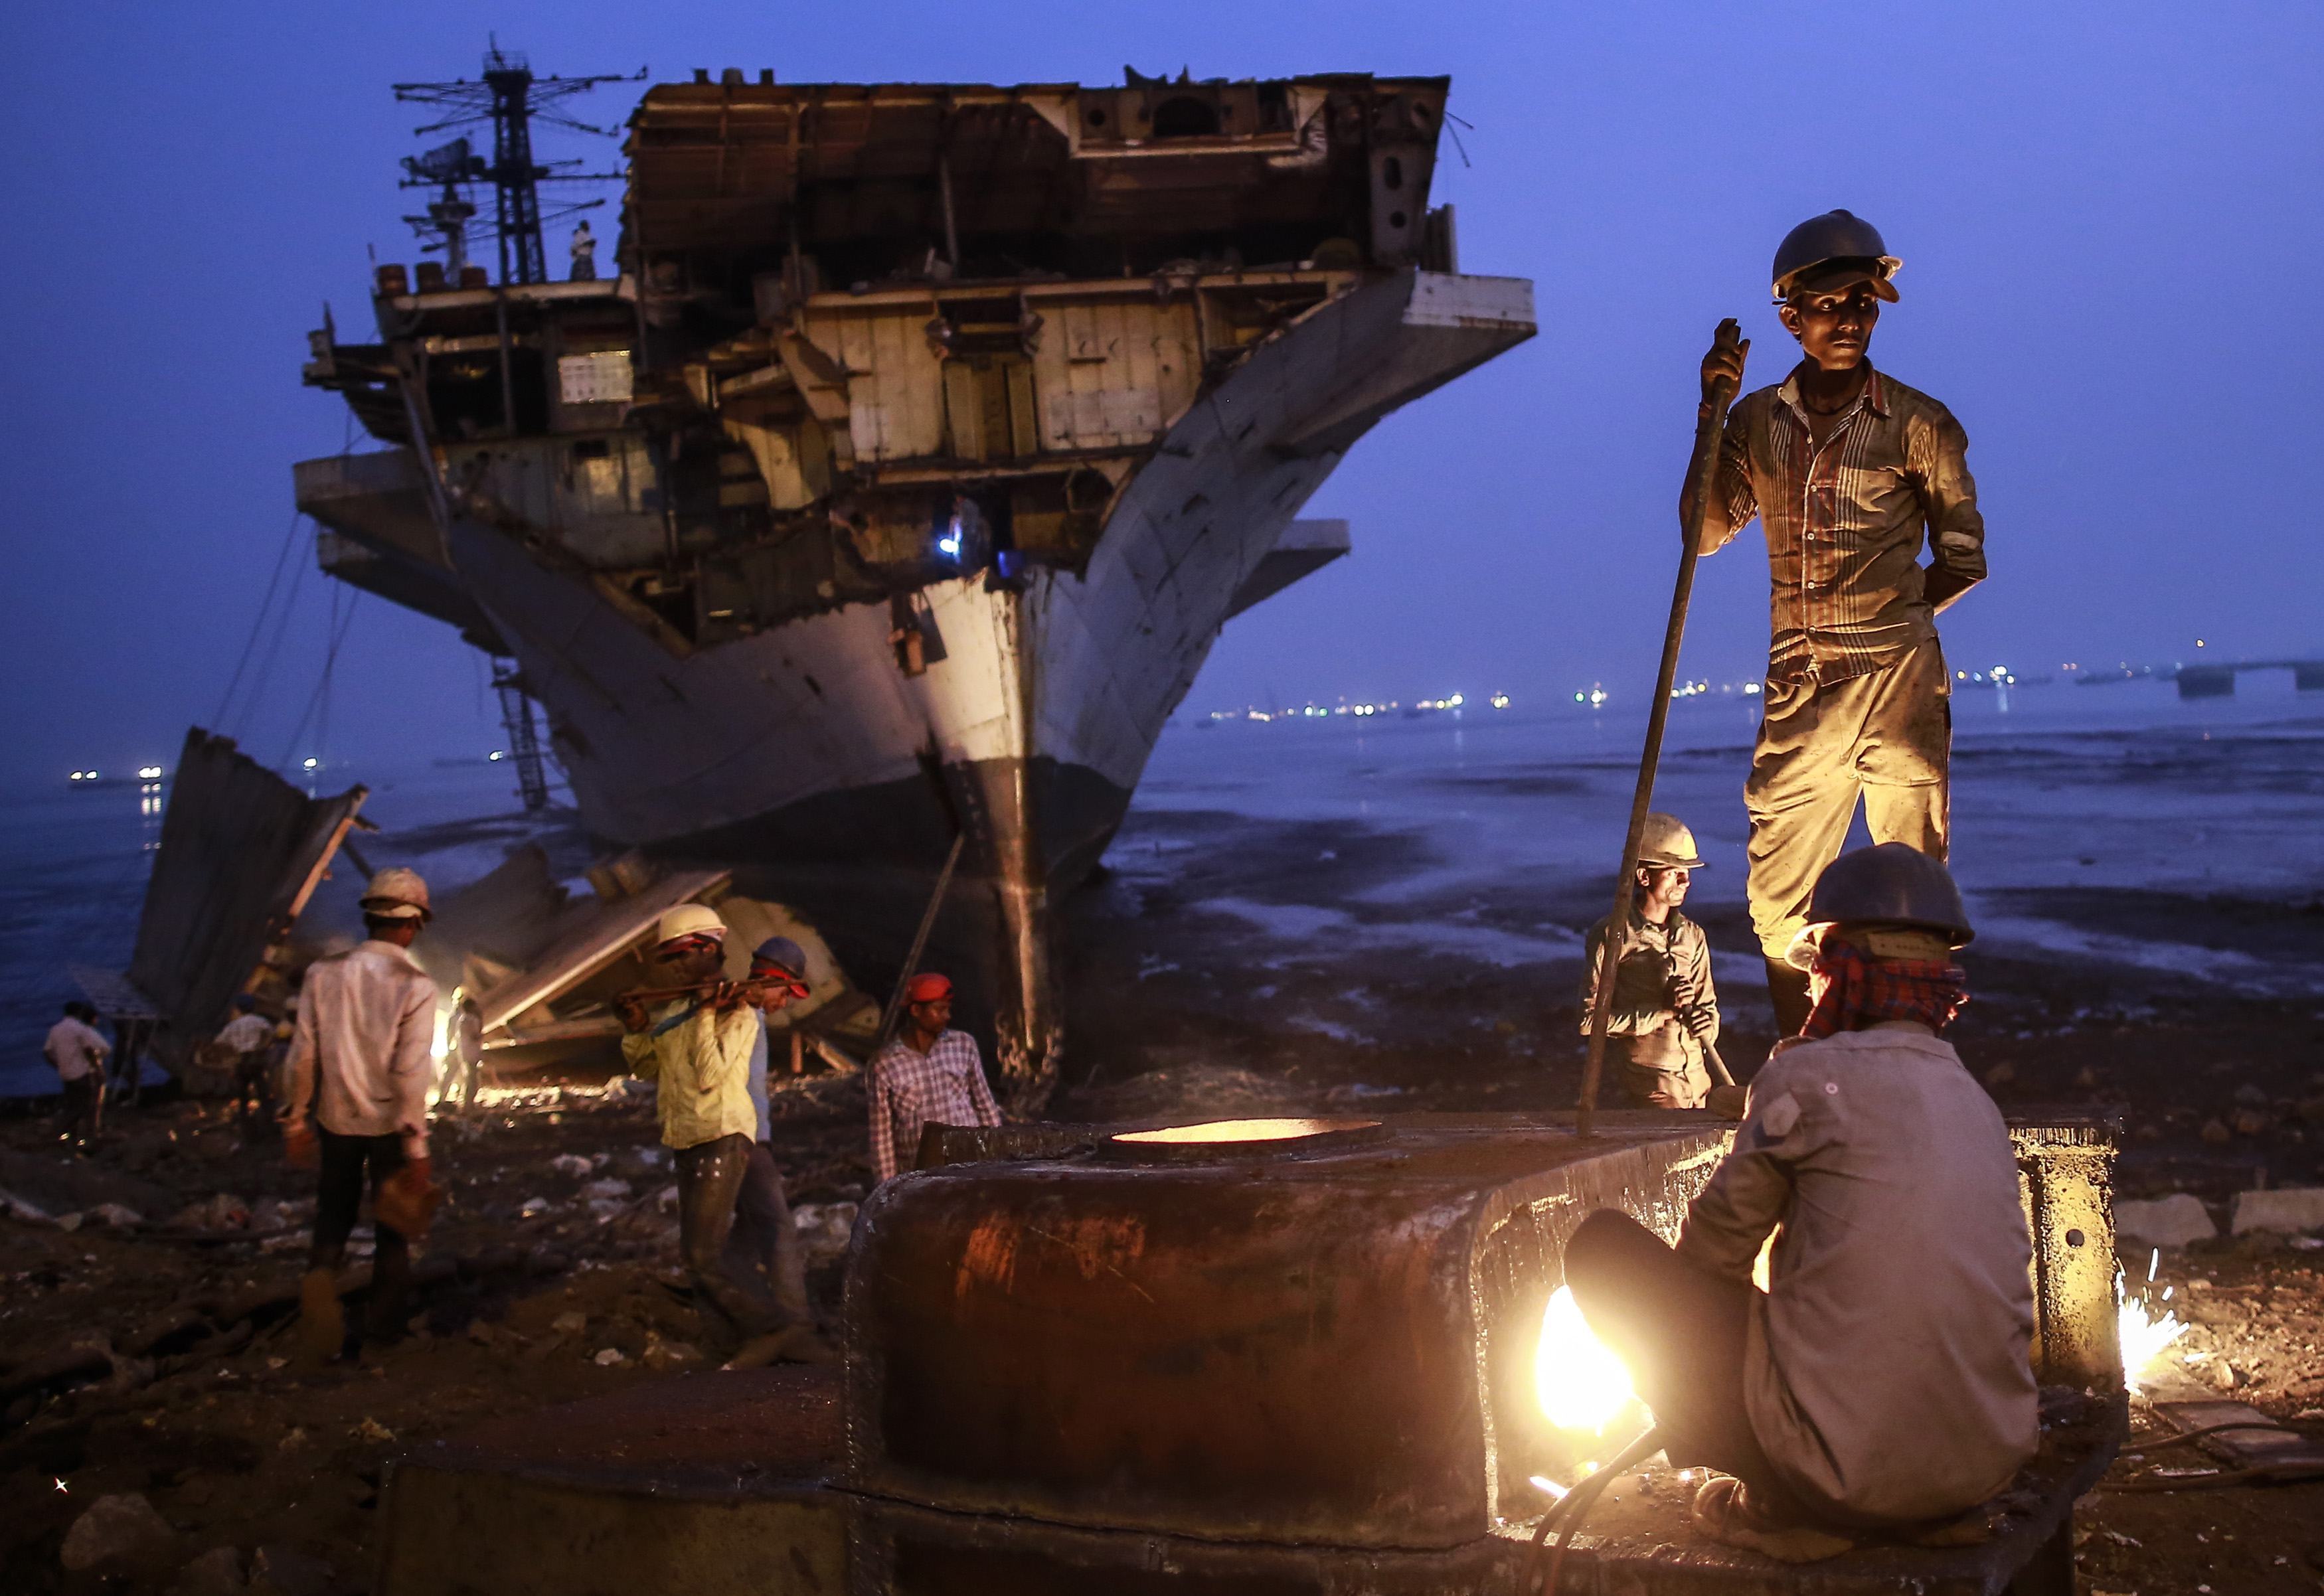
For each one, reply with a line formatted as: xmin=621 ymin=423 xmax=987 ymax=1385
xmin=376 ymin=1158 xmax=443 ymax=1239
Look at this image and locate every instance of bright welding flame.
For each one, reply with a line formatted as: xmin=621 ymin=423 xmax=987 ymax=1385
xmin=2116 ymin=1267 xmax=2187 ymax=1396
xmin=1112 ymin=1118 xmax=1378 ymax=1145
xmin=1536 ymin=1285 xmax=1636 ymax=1433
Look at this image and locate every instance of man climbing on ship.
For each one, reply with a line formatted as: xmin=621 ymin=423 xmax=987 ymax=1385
xmin=1683 ymin=210 xmax=1987 ymax=1036
xmin=1577 ymin=813 xmax=1720 ymax=1109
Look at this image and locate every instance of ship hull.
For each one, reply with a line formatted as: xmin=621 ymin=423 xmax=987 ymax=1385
xmin=314 ymin=270 xmax=1535 ymax=1096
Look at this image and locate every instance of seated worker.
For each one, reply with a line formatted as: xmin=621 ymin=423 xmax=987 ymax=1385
xmin=867 ymin=973 xmax=1003 ymax=1184
xmin=619 ymin=905 xmax=821 ymax=1366
xmin=1563 ymin=844 xmax=2033 ymax=1561
xmin=1578 ymin=813 xmax=1719 ymax=1109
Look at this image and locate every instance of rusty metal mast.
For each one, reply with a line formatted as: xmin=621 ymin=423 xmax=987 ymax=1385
xmin=392 ymin=41 xmax=637 ymax=285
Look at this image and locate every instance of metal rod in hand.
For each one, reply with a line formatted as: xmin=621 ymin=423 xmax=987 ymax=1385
xmin=1578 ymin=319 xmax=1743 ymax=1137
xmin=1702 ymin=1040 xmax=1736 ymax=1089
xmin=878 ymin=831 xmax=966 ymax=1046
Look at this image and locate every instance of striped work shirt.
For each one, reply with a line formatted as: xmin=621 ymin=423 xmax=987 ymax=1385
xmin=868 ymin=1029 xmax=1002 ymax=1182
xmin=1704 ymin=364 xmax=1986 ymax=685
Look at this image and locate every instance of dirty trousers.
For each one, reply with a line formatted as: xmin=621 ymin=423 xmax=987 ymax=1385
xmin=726 ymin=1141 xmax=812 ymax=1324
xmin=1564 ymin=1210 xmax=1803 ymax=1515
xmin=56 ymin=1076 xmax=103 ymax=1147
xmin=676 ymin=1134 xmax=788 ymax=1337
xmin=311 ymin=1128 xmax=412 ymax=1336
xmin=1747 ymin=639 xmax=1950 ymax=961
xmin=1620 ymin=1062 xmax=1712 ymax=1111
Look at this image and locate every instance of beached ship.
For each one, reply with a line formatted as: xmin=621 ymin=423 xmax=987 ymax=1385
xmin=297 ymin=61 xmax=1535 ymax=1099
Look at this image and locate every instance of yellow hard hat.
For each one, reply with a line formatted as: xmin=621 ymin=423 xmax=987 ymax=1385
xmin=655 ymin=903 xmax=727 ymax=947
xmin=361 ymin=866 xmax=433 ymax=921
xmin=1637 ymin=814 xmax=1705 ymax=871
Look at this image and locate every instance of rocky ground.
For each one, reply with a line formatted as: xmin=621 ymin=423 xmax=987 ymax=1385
xmin=5 ymin=823 xmax=2324 ymax=1591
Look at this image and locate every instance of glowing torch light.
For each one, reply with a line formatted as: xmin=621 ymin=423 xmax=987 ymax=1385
xmin=1535 ymin=1285 xmax=1637 ymax=1433
xmin=2116 ymin=1257 xmax=2187 ymax=1397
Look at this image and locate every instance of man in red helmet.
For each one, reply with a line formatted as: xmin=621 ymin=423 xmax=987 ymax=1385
xmin=867 ymin=973 xmax=1003 ymax=1183
xmin=1683 ymin=210 xmax=1986 ymax=1036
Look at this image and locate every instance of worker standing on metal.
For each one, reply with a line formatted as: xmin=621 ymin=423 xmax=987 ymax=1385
xmin=284 ymin=868 xmax=442 ymax=1361
xmin=1576 ymin=814 xmax=1718 ymax=1109
xmin=216 ymin=993 xmax=276 ymax=1127
xmin=868 ymin=973 xmax=1002 ymax=1184
xmin=619 ymin=906 xmax=818 ymax=1365
xmin=43 ymin=1000 xmax=111 ymax=1153
xmin=1563 ymin=845 xmax=2031 ymax=1559
xmin=1685 ymin=210 xmax=1986 ymax=1035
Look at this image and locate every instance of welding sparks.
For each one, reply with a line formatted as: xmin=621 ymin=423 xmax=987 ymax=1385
xmin=1529 ymin=1474 xmax=1570 ymax=1500
xmin=2116 ymin=1263 xmax=2187 ymax=1396
xmin=1535 ymin=1285 xmax=1637 ymax=1433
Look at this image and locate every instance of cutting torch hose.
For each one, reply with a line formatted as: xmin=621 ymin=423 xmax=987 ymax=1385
xmin=1523 ymin=1425 xmax=1666 ymax=1596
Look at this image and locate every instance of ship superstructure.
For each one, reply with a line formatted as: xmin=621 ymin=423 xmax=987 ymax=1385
xmin=299 ymin=64 xmax=1535 ymax=1100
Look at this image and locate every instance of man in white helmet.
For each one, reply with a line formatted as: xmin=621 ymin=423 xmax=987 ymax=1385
xmin=618 ymin=904 xmax=828 ymax=1364
xmin=1578 ymin=813 xmax=1720 ymax=1109
xmin=1685 ymin=210 xmax=1986 ymax=1036
xmin=284 ymin=866 xmax=441 ymax=1360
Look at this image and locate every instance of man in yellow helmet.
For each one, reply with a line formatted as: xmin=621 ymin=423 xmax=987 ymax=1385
xmin=1684 ymin=210 xmax=1985 ymax=1036
xmin=1578 ymin=813 xmax=1720 ymax=1109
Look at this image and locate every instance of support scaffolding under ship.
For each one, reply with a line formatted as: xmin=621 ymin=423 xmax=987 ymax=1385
xmin=298 ymin=66 xmax=1535 ymax=1099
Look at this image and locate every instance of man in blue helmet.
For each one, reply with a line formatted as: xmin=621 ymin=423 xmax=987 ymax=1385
xmin=1684 ymin=210 xmax=1986 ymax=1036
xmin=727 ymin=935 xmax=835 ymax=1366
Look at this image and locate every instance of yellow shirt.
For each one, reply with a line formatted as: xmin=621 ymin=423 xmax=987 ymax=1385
xmin=620 ymin=1002 xmax=760 ymax=1151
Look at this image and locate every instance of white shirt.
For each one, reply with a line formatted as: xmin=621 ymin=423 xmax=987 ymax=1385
xmin=218 ymin=1012 xmax=272 ymax=1056
xmin=43 ymin=1017 xmax=110 ymax=1083
xmin=1677 ymin=1024 xmax=2038 ymax=1525
xmin=286 ymin=940 xmax=438 ymax=1154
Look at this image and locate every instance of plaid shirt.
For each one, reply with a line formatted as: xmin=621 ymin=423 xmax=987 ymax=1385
xmin=869 ymin=1028 xmax=1001 ymax=1182
xmin=1705 ymin=364 xmax=1986 ymax=685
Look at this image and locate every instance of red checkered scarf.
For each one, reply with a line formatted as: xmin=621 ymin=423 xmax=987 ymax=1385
xmin=1801 ymin=940 xmax=1969 ymax=1039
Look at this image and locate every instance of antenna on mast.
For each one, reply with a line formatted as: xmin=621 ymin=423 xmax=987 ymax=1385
xmin=392 ymin=39 xmax=643 ymax=285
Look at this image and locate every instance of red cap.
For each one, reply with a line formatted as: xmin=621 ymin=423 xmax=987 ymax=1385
xmin=905 ymin=972 xmax=953 ymax=1004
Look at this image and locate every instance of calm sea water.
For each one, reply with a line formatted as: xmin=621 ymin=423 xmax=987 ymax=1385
xmin=6 ymin=677 xmax=2321 ymax=1096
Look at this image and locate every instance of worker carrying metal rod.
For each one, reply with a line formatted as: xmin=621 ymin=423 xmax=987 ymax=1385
xmin=1562 ymin=845 xmax=2034 ymax=1561
xmin=1684 ymin=210 xmax=1987 ymax=1037
xmin=1577 ymin=813 xmax=1721 ymax=1110
xmin=618 ymin=906 xmax=831 ymax=1366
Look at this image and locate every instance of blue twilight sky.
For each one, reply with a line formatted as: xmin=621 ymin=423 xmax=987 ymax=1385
xmin=2 ymin=1 xmax=2318 ymax=784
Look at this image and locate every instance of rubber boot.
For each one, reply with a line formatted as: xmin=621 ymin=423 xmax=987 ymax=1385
xmin=297 ymin=1268 xmax=345 ymax=1364
xmin=1764 ymin=957 xmax=1813 ymax=1039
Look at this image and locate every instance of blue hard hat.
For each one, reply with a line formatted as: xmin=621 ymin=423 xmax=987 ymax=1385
xmin=750 ymin=936 xmax=809 ymax=977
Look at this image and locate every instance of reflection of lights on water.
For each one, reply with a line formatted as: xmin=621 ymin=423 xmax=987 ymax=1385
xmin=2117 ymin=1254 xmax=2188 ymax=1396
xmin=1536 ymin=1285 xmax=1637 ymax=1433
xmin=1114 ymin=1117 xmax=1378 ymax=1145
